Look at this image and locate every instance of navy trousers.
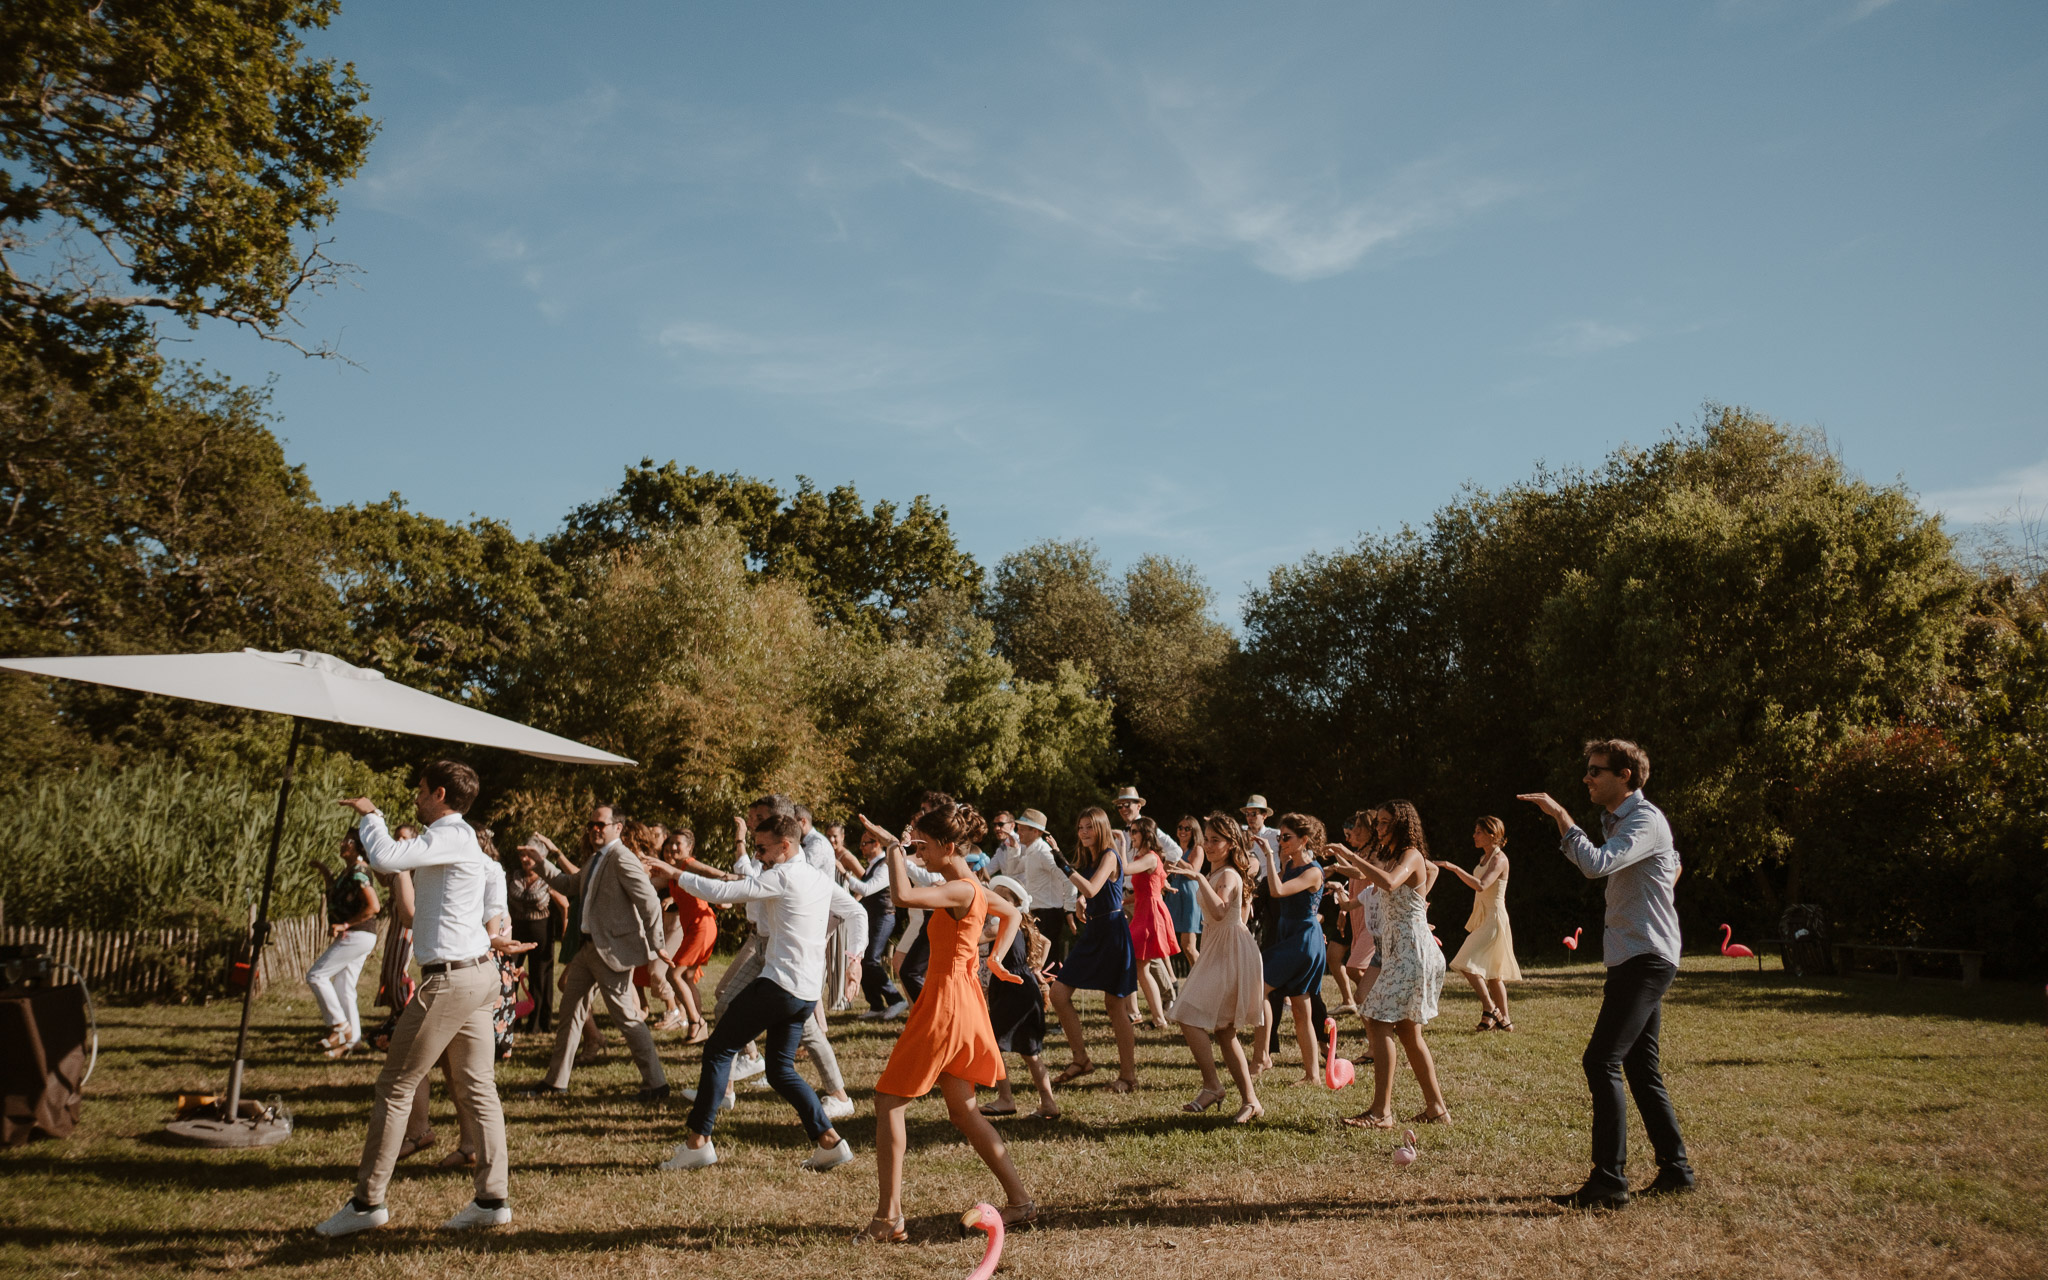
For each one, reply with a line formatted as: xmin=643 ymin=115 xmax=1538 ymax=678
xmin=1583 ymin=955 xmax=1691 ymax=1191
xmin=688 ymin=977 xmax=830 ymax=1141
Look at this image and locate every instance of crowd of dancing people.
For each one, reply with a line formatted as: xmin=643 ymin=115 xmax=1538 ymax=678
xmin=308 ymin=737 xmax=1697 ymax=1239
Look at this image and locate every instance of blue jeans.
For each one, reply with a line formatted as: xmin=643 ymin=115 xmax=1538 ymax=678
xmin=1583 ymin=955 xmax=1691 ymax=1191
xmin=688 ymin=977 xmax=830 ymax=1141
xmin=861 ymin=904 xmax=899 ymax=1011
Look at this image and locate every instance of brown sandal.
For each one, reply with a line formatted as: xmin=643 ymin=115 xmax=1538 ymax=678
xmin=854 ymin=1214 xmax=908 ymax=1243
xmin=1000 ymin=1200 xmax=1039 ymax=1229
xmin=1408 ymin=1107 xmax=1453 ymax=1125
xmin=1051 ymin=1062 xmax=1097 ymax=1086
xmin=1108 ymin=1076 xmax=1138 ymax=1095
xmin=1342 ymin=1110 xmax=1397 ymax=1129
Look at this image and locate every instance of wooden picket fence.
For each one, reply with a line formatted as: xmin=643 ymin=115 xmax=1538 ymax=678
xmin=0 ymin=906 xmax=370 ymax=1001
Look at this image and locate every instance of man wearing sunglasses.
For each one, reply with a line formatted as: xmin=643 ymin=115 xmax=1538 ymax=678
xmin=523 ymin=805 xmax=670 ymax=1101
xmin=1519 ymin=738 xmax=1694 ymax=1210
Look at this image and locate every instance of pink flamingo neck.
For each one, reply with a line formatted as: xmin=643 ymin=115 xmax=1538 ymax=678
xmin=966 ymin=1215 xmax=1005 ymax=1280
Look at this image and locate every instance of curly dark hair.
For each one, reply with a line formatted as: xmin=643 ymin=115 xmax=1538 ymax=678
xmin=1202 ymin=812 xmax=1257 ymax=882
xmin=1384 ymin=800 xmax=1429 ymax=858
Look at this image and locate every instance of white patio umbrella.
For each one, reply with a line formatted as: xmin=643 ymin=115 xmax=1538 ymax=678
xmin=0 ymin=648 xmax=632 ymax=1146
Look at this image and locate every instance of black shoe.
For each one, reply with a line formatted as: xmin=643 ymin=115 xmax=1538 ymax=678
xmin=1549 ymin=1184 xmax=1629 ymax=1210
xmin=520 ymin=1083 xmax=568 ymax=1098
xmin=1639 ymin=1169 xmax=1696 ymax=1198
xmin=637 ymin=1084 xmax=672 ymax=1104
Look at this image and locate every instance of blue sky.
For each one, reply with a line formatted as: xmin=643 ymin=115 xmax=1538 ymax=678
xmin=182 ymin=1 xmax=2048 ymax=609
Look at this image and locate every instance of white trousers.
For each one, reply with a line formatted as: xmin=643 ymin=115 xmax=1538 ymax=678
xmin=307 ymin=928 xmax=379 ymax=1040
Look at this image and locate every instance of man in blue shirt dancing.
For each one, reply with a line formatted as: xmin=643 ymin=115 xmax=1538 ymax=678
xmin=1521 ymin=737 xmax=1696 ymax=1209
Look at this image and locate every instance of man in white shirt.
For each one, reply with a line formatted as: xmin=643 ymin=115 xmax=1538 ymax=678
xmin=317 ymin=761 xmax=510 ymax=1238
xmin=1242 ymin=794 xmax=1281 ymax=880
xmin=660 ymin=812 xmax=866 ymax=1172
xmin=1002 ymin=809 xmax=1071 ymax=963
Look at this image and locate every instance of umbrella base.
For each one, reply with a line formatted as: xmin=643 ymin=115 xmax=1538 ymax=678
xmin=163 ymin=1116 xmax=293 ymax=1149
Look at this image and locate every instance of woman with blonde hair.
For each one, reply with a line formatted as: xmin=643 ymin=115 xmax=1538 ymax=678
xmin=1047 ymin=806 xmax=1141 ymax=1092
xmin=1436 ymin=816 xmax=1521 ymax=1030
xmin=1166 ymin=813 xmax=1268 ymax=1123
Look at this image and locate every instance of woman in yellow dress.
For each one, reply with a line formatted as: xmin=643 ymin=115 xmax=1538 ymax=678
xmin=1435 ymin=816 xmax=1522 ymax=1031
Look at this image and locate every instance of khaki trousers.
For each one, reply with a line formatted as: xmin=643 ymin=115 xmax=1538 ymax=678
xmin=543 ymin=944 xmax=667 ymax=1090
xmin=355 ymin=962 xmax=505 ymax=1206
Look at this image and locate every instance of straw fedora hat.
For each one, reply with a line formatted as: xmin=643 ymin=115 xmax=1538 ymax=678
xmin=1015 ymin=808 xmax=1049 ymax=833
xmin=1241 ymin=794 xmax=1272 ymax=814
xmin=1114 ymin=786 xmax=1145 ymax=804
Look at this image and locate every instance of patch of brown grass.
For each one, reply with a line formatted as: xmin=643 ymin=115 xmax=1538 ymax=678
xmin=4 ymin=957 xmax=2044 ymax=1279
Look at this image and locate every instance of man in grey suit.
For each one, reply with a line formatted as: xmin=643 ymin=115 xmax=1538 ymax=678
xmin=523 ymin=804 xmax=670 ymax=1101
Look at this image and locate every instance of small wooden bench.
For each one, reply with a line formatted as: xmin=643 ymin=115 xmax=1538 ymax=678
xmin=1832 ymin=943 xmax=1984 ymax=987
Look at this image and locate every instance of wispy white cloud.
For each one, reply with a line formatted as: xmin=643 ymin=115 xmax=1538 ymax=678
xmin=1922 ymin=458 xmax=2048 ymax=524
xmin=868 ymin=68 xmax=1519 ymax=283
xmin=1535 ymin=319 xmax=1644 ymax=358
xmin=655 ymin=320 xmax=971 ymax=400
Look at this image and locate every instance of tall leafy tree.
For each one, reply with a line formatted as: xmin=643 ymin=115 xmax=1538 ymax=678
xmin=550 ymin=459 xmax=980 ymax=634
xmin=0 ymin=0 xmax=376 ymax=385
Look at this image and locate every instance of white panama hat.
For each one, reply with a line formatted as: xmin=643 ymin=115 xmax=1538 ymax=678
xmin=987 ymin=874 xmax=1033 ymax=915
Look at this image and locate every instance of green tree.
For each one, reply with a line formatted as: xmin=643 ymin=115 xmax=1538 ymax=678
xmin=549 ymin=460 xmax=981 ymax=634
xmin=986 ymin=539 xmax=1119 ymax=685
xmin=328 ymin=498 xmax=567 ymax=707
xmin=1530 ymin=408 xmax=1968 ymax=889
xmin=0 ymin=0 xmax=376 ymax=384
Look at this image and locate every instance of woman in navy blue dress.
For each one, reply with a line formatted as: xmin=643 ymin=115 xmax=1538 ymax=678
xmin=1047 ymin=807 xmax=1141 ymax=1093
xmin=1259 ymin=812 xmax=1328 ymax=1086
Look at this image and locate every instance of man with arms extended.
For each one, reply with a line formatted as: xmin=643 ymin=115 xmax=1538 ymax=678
xmin=1520 ymin=737 xmax=1696 ymax=1209
xmin=318 ymin=760 xmax=509 ymax=1236
xmin=523 ymin=804 xmax=669 ymax=1100
xmin=659 ymin=811 xmax=866 ymax=1172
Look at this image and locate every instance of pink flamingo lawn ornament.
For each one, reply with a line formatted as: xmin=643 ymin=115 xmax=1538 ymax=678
xmin=1720 ymin=923 xmax=1763 ymax=975
xmin=1392 ymin=1128 xmax=1418 ymax=1167
xmin=1562 ymin=927 xmax=1583 ymax=952
xmin=962 ymin=1203 xmax=1005 ymax=1280
xmin=1324 ymin=1017 xmax=1355 ymax=1090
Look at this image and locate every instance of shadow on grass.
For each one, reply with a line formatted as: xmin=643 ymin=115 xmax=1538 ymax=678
xmin=1 ymin=1189 xmax=1565 ymax=1268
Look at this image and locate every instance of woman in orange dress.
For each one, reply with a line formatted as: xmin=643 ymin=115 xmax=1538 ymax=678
xmin=857 ymin=804 xmax=1035 ymax=1243
xmin=644 ymin=829 xmax=732 ymax=1044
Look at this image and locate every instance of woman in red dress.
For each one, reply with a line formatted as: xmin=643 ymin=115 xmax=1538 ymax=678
xmin=856 ymin=804 xmax=1035 ymax=1243
xmin=1125 ymin=817 xmax=1182 ymax=1030
xmin=644 ymin=829 xmax=736 ymax=1045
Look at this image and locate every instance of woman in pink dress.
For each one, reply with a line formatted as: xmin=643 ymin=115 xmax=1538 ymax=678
xmin=1124 ymin=817 xmax=1181 ymax=1030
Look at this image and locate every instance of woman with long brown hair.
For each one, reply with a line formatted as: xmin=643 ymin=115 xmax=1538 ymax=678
xmin=1437 ymin=816 xmax=1521 ymax=1030
xmin=1047 ymin=806 xmax=1141 ymax=1092
xmin=1329 ymin=799 xmax=1449 ymax=1127
xmin=1259 ymin=812 xmax=1328 ymax=1087
xmin=1166 ymin=813 xmax=1268 ymax=1123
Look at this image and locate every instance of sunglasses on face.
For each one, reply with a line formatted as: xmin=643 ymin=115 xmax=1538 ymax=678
xmin=1584 ymin=765 xmax=1621 ymax=777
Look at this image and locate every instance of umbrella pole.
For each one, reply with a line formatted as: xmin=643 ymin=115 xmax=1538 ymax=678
xmin=225 ymin=716 xmax=304 ymax=1121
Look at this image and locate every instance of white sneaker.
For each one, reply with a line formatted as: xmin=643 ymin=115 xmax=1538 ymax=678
xmin=858 ymin=1009 xmax=888 ymax=1021
xmin=678 ymin=1087 xmax=733 ymax=1112
xmin=821 ymin=1094 xmax=856 ymax=1121
xmin=800 ymin=1138 xmax=853 ymax=1172
xmin=660 ymin=1140 xmax=717 ymax=1170
xmin=730 ymin=1054 xmax=767 ymax=1081
xmin=313 ymin=1200 xmax=389 ymax=1237
xmin=883 ymin=1001 xmax=910 ymax=1019
xmin=439 ymin=1200 xmax=511 ymax=1230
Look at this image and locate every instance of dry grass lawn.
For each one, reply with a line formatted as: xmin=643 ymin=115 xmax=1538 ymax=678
xmin=4 ymin=955 xmax=2045 ymax=1279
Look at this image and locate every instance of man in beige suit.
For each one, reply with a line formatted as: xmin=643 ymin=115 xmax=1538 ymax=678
xmin=523 ymin=805 xmax=670 ymax=1100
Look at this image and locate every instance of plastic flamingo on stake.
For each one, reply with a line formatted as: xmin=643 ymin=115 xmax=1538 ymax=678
xmin=1718 ymin=924 xmax=1755 ymax=959
xmin=1324 ymin=1017 xmax=1355 ymax=1090
xmin=961 ymin=1203 xmax=1005 ymax=1280
xmin=1562 ymin=927 xmax=1582 ymax=952
xmin=1392 ymin=1128 xmax=1418 ymax=1167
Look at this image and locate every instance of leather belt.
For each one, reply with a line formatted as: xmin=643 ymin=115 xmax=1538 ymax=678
xmin=420 ymin=954 xmax=491 ymax=975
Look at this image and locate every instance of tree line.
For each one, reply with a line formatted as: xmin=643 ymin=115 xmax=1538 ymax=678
xmin=2 ymin=3 xmax=2040 ymax=972
xmin=3 ymin=362 xmax=2043 ymax=973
